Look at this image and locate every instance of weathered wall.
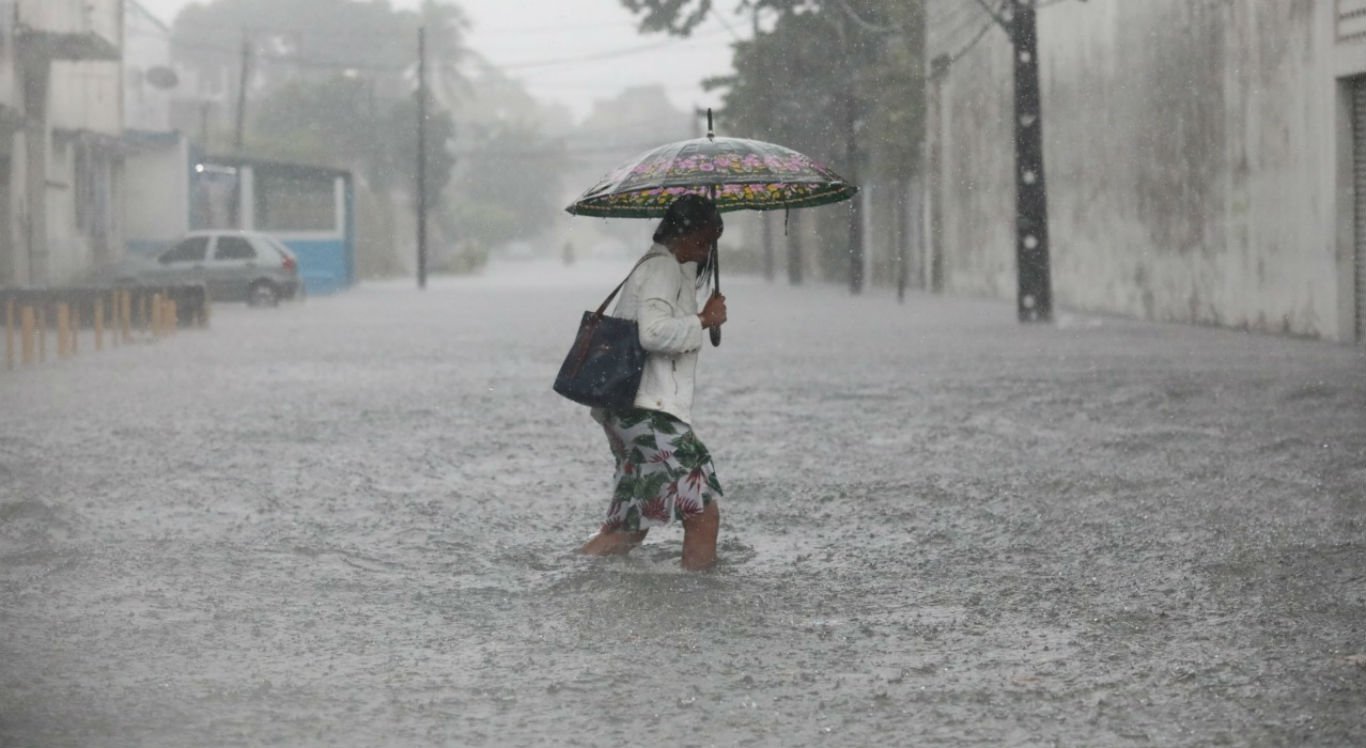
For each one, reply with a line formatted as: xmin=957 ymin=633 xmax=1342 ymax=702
xmin=51 ymin=60 xmax=123 ymax=135
xmin=124 ymin=135 xmax=188 ymax=251
xmin=930 ymin=0 xmax=1353 ymax=339
xmin=123 ymin=1 xmax=173 ymax=133
xmin=45 ymin=136 xmax=88 ymax=283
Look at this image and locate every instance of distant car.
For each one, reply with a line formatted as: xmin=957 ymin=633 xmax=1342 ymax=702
xmin=97 ymin=230 xmax=301 ymax=306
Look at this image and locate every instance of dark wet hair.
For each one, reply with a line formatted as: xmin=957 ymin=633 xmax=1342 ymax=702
xmin=653 ymin=194 xmax=721 ymax=286
xmin=653 ymin=194 xmax=722 ymax=244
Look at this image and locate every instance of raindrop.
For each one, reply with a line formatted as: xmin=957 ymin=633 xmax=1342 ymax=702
xmin=1023 ymin=234 xmax=1039 ymax=250
xmin=1020 ymin=51 xmax=1033 ymax=64
xmin=1022 ymin=170 xmax=1038 ymax=185
xmin=1023 ymin=294 xmax=1037 ymax=309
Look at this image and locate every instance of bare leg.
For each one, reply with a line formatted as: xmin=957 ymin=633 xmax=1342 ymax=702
xmin=579 ymin=528 xmax=648 ymax=556
xmin=681 ymin=501 xmax=720 ymax=571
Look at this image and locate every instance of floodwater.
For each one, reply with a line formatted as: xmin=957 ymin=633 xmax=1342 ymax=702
xmin=2 ymin=259 xmax=1364 ymax=746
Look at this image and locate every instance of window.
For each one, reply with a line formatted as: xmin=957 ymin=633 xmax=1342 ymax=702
xmin=214 ymin=236 xmax=257 ymax=261
xmin=190 ymin=166 xmax=240 ymax=230
xmin=256 ymin=172 xmax=336 ymax=232
xmin=160 ymin=236 xmax=209 ymax=264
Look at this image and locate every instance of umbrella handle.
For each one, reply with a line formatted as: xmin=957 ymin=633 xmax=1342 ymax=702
xmin=709 ymin=240 xmax=721 ymax=347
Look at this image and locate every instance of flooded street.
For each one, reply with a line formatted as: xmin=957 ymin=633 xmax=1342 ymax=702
xmin=2 ymin=261 xmax=1364 ymax=746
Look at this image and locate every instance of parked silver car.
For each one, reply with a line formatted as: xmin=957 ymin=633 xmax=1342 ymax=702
xmin=98 ymin=230 xmax=301 ymax=306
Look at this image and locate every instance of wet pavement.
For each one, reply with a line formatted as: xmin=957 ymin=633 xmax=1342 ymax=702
xmin=2 ymin=259 xmax=1364 ymax=746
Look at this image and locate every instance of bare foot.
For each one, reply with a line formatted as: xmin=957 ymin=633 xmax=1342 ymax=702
xmin=579 ymin=529 xmax=648 ymax=556
xmin=681 ymin=501 xmax=720 ymax=571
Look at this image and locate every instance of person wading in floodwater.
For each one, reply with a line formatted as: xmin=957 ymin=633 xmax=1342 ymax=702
xmin=578 ymin=194 xmax=728 ymax=571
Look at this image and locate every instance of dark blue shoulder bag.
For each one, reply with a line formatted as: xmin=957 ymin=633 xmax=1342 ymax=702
xmin=552 ymin=259 xmax=649 ymax=409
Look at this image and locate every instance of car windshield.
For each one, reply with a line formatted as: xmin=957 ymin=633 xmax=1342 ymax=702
xmin=160 ymin=236 xmax=209 ymax=264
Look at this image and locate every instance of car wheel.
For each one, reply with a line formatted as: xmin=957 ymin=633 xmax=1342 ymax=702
xmin=248 ymin=281 xmax=280 ymax=307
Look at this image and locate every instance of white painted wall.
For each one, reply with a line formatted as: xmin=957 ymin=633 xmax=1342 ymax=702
xmin=0 ymin=2 xmax=18 ymax=111
xmin=45 ymin=137 xmax=89 ymax=283
xmin=124 ymin=135 xmax=188 ymax=247
xmin=17 ymin=0 xmax=120 ymax=48
xmin=927 ymin=0 xmax=1362 ymax=341
xmin=124 ymin=1 xmax=173 ymax=132
xmin=51 ymin=60 xmax=122 ymax=135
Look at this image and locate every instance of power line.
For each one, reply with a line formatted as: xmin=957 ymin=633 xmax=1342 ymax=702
xmin=928 ymin=0 xmax=1009 ymax=68
xmin=946 ymin=5 xmax=1002 ymax=65
xmin=497 ymin=27 xmax=731 ymax=70
xmin=933 ymin=0 xmax=1080 ymax=70
xmin=929 ymin=0 xmax=985 ymax=34
xmin=163 ymin=25 xmax=731 ymax=77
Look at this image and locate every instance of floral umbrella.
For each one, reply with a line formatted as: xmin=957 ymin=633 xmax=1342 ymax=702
xmin=565 ymin=111 xmax=857 ymax=346
xmin=565 ymin=123 xmax=857 ymax=219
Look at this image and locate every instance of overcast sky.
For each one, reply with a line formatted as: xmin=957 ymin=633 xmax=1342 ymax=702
xmin=135 ymin=0 xmax=746 ymax=121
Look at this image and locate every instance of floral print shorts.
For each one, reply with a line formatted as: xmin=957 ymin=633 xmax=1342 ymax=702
xmin=598 ymin=408 xmax=723 ymax=532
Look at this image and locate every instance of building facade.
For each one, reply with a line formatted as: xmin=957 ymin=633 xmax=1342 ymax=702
xmin=122 ymin=0 xmax=189 ymax=257
xmin=926 ymin=0 xmax=1366 ymax=343
xmin=0 ymin=0 xmax=123 ymax=287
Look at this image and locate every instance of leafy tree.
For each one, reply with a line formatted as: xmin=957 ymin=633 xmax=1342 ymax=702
xmin=172 ymin=0 xmax=487 ymax=274
xmin=621 ymin=0 xmax=925 ymax=288
xmin=172 ymin=0 xmax=459 ymax=86
xmin=447 ymin=119 xmax=567 ymax=250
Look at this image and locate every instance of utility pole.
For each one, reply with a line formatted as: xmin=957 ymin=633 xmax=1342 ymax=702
xmin=753 ymin=6 xmax=775 ymax=285
xmin=762 ymin=212 xmax=775 ymax=282
xmin=1010 ymin=0 xmax=1052 ymax=322
xmin=416 ymin=26 xmax=428 ymax=290
xmin=964 ymin=0 xmax=1052 ymax=322
xmin=926 ymin=54 xmax=950 ymax=294
xmin=233 ymin=31 xmax=252 ymax=151
xmin=845 ymin=87 xmax=864 ymax=295
xmin=833 ymin=13 xmax=864 ymax=295
xmin=200 ymin=100 xmax=212 ymax=151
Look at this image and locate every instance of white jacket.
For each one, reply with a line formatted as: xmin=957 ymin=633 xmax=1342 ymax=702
xmin=603 ymin=243 xmax=706 ymax=425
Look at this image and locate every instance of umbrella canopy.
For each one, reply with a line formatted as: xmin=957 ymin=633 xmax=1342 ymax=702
xmin=565 ymin=135 xmax=858 ymax=219
xmin=565 ymin=112 xmax=858 ymax=348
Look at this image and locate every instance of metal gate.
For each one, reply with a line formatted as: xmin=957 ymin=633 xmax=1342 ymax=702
xmin=1353 ymin=78 xmax=1366 ymax=342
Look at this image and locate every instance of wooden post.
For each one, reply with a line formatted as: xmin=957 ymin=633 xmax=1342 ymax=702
xmin=168 ymin=299 xmax=178 ymax=333
xmin=36 ymin=307 xmax=46 ymax=362
xmin=121 ymin=291 xmax=132 ymax=343
xmin=70 ymin=302 xmax=79 ymax=356
xmin=144 ymin=293 xmax=154 ymax=336
xmin=56 ymin=303 xmax=70 ymax=357
xmin=20 ymin=306 xmax=34 ymax=365
xmin=95 ymin=296 xmax=104 ymax=351
xmin=5 ymin=299 xmax=14 ymax=370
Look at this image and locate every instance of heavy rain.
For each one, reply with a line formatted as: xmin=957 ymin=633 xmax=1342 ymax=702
xmin=2 ymin=1 xmax=1365 ymax=746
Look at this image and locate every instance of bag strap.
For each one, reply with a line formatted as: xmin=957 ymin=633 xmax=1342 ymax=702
xmin=592 ymin=253 xmax=658 ymax=319
xmin=568 ymin=254 xmax=657 ymax=379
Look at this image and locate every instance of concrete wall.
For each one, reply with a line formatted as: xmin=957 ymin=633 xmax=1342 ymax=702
xmin=17 ymin=0 xmax=121 ymax=51
xmin=124 ymin=135 xmax=187 ymax=252
xmin=45 ymin=135 xmax=88 ymax=282
xmin=928 ymin=0 xmax=1362 ymax=341
xmin=51 ymin=60 xmax=122 ymax=135
xmin=0 ymin=4 xmax=17 ymax=111
xmin=124 ymin=0 xmax=172 ymax=132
